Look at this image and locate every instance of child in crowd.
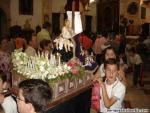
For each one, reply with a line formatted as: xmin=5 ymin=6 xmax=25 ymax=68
xmin=16 ymin=79 xmax=52 ymax=113
xmin=94 ymin=46 xmax=126 ymax=86
xmin=0 ymin=71 xmax=18 ymax=113
xmin=98 ymin=59 xmax=126 ymax=113
xmin=128 ymin=48 xmax=143 ymax=87
xmin=40 ymin=39 xmax=52 ymax=58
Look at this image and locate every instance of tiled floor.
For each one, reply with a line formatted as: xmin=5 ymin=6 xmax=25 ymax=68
xmin=125 ymin=71 xmax=150 ymax=110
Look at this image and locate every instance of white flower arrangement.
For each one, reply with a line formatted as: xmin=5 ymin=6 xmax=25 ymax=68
xmin=11 ymin=49 xmax=72 ymax=82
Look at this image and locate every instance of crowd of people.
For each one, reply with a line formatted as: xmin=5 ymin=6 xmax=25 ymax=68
xmin=0 ymin=18 xmax=149 ymax=113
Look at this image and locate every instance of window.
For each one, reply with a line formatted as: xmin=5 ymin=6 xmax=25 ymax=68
xmin=19 ymin=0 xmax=33 ymax=15
xmin=141 ymin=7 xmax=146 ymax=19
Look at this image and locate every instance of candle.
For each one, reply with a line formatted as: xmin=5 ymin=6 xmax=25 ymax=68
xmin=38 ymin=51 xmax=40 ymax=58
xmin=56 ymin=53 xmax=61 ymax=66
xmin=58 ymin=54 xmax=61 ymax=66
xmin=54 ymin=55 xmax=56 ymax=66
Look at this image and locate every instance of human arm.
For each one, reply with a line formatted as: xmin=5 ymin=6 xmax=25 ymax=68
xmin=93 ymin=64 xmax=105 ymax=82
xmin=0 ymin=94 xmax=4 ymax=104
xmin=118 ymin=69 xmax=127 ymax=86
xmin=92 ymin=66 xmax=101 ymax=82
xmin=99 ymin=81 xmax=117 ymax=108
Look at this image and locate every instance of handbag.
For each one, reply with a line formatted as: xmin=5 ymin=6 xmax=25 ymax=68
xmin=91 ymin=81 xmax=100 ymax=112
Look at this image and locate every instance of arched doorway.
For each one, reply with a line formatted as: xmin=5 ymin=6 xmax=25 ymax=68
xmin=104 ymin=7 xmax=112 ymax=31
xmin=97 ymin=0 xmax=119 ymax=32
xmin=0 ymin=8 xmax=7 ymax=37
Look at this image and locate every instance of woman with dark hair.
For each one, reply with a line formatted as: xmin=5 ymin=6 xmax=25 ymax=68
xmin=0 ymin=71 xmax=18 ymax=113
xmin=0 ymin=37 xmax=12 ymax=87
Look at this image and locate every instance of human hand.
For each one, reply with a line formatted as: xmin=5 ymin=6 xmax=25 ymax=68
xmin=0 ymin=94 xmax=4 ymax=103
xmin=98 ymin=79 xmax=104 ymax=88
xmin=92 ymin=75 xmax=100 ymax=82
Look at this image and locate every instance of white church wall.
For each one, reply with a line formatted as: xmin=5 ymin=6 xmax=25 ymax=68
xmin=84 ymin=2 xmax=97 ymax=32
xmin=120 ymin=0 xmax=150 ymax=25
xmin=52 ymin=0 xmax=67 ymax=30
xmin=10 ymin=0 xmax=97 ymax=32
xmin=10 ymin=0 xmax=42 ymax=29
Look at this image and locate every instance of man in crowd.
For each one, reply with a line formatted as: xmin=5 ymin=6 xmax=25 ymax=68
xmin=25 ymin=33 xmax=37 ymax=57
xmin=16 ymin=79 xmax=52 ymax=113
xmin=37 ymin=22 xmax=51 ymax=44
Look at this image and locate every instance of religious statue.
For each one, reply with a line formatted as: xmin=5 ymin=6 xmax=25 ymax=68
xmin=54 ymin=19 xmax=75 ymax=53
xmin=53 ymin=0 xmax=84 ymax=62
xmin=53 ymin=18 xmax=76 ymax=62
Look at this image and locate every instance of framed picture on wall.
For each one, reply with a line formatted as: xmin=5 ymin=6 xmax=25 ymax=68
xmin=127 ymin=2 xmax=138 ymax=15
xmin=141 ymin=7 xmax=146 ymax=19
xmin=19 ymin=0 xmax=33 ymax=15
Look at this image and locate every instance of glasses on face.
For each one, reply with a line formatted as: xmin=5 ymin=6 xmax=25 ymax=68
xmin=11 ymin=94 xmax=24 ymax=102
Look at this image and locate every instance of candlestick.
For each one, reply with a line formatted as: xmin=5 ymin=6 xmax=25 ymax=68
xmin=56 ymin=53 xmax=61 ymax=66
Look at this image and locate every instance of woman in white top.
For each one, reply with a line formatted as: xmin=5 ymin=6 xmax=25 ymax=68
xmin=0 ymin=71 xmax=18 ymax=113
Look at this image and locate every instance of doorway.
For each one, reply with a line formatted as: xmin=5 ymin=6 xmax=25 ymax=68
xmin=104 ymin=7 xmax=112 ymax=30
xmin=52 ymin=13 xmax=60 ymax=36
xmin=0 ymin=8 xmax=7 ymax=37
xmin=97 ymin=0 xmax=119 ymax=32
xmin=85 ymin=15 xmax=92 ymax=32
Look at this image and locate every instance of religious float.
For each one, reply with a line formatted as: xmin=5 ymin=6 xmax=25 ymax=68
xmin=11 ymin=49 xmax=96 ymax=108
xmin=11 ymin=1 xmax=97 ymax=111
